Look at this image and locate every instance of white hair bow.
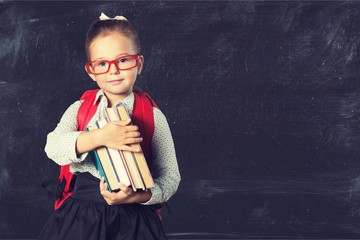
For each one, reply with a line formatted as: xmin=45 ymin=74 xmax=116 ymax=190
xmin=99 ymin=12 xmax=127 ymax=21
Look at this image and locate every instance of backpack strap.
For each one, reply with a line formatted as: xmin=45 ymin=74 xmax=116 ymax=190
xmin=132 ymin=91 xmax=158 ymax=170
xmin=77 ymin=89 xmax=101 ymax=131
xmin=55 ymin=90 xmax=100 ymax=210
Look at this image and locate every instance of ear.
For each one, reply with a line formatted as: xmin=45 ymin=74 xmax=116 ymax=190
xmin=137 ymin=55 xmax=144 ymax=75
xmin=85 ymin=65 xmax=97 ymax=82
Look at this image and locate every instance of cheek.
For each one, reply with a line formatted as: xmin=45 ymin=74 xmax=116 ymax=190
xmin=95 ymin=75 xmax=107 ymax=81
xmin=125 ymin=70 xmax=138 ymax=81
xmin=92 ymin=75 xmax=106 ymax=83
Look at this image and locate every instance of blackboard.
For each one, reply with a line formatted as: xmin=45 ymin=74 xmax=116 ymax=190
xmin=1 ymin=1 xmax=360 ymax=239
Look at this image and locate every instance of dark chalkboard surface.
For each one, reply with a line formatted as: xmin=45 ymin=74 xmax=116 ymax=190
xmin=1 ymin=1 xmax=360 ymax=239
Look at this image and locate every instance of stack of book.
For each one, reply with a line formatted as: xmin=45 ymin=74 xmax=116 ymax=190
xmin=87 ymin=105 xmax=154 ymax=192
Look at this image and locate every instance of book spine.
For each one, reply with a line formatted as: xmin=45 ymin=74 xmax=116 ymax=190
xmin=92 ymin=149 xmax=112 ymax=192
xmin=96 ymin=120 xmax=121 ymax=184
xmin=87 ymin=124 xmax=121 ymax=192
xmin=117 ymin=105 xmax=152 ymax=190
xmin=132 ymin=151 xmax=154 ymax=189
xmin=118 ymin=150 xmax=137 ymax=192
xmin=116 ymin=149 xmax=134 ymax=189
xmin=122 ymin=150 xmax=145 ymax=190
xmin=86 ymin=126 xmax=112 ymax=192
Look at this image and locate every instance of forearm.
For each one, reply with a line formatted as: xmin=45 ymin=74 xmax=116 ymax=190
xmin=75 ymin=129 xmax=103 ymax=154
xmin=134 ymin=191 xmax=152 ymax=203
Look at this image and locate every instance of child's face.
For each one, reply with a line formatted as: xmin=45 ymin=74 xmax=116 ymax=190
xmin=86 ymin=32 xmax=143 ymax=104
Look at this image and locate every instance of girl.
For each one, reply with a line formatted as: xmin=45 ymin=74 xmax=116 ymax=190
xmin=38 ymin=13 xmax=180 ymax=240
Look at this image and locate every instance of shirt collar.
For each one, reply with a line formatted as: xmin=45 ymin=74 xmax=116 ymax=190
xmin=93 ymin=89 xmax=104 ymax=105
xmin=93 ymin=89 xmax=134 ymax=112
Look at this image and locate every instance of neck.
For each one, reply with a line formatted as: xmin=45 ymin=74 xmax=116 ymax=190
xmin=104 ymin=92 xmax=130 ymax=107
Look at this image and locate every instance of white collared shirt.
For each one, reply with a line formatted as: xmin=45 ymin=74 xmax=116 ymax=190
xmin=45 ymin=90 xmax=180 ymax=205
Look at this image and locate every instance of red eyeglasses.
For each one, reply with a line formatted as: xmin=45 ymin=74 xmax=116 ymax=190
xmin=86 ymin=54 xmax=140 ymax=75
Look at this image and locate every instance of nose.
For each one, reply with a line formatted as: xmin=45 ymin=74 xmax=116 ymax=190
xmin=109 ymin=62 xmax=120 ymax=74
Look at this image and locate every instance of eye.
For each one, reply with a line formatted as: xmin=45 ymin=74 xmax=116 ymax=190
xmin=97 ymin=61 xmax=108 ymax=67
xmin=118 ymin=57 xmax=130 ymax=63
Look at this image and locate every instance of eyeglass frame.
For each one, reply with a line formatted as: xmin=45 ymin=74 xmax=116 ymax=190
xmin=85 ymin=54 xmax=141 ymax=76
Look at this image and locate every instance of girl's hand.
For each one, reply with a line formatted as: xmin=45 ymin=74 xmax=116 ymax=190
xmin=99 ymin=178 xmax=152 ymax=205
xmin=99 ymin=119 xmax=142 ymax=152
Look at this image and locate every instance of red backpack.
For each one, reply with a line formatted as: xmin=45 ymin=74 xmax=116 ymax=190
xmin=55 ymin=89 xmax=158 ymax=210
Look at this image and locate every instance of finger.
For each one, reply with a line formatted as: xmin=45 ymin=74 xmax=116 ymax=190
xmin=100 ymin=179 xmax=112 ymax=196
xmin=126 ymin=131 xmax=141 ymax=138
xmin=119 ymin=144 xmax=141 ymax=152
xmin=124 ymin=125 xmax=139 ymax=132
xmin=118 ymin=183 xmax=133 ymax=196
xmin=112 ymin=119 xmax=131 ymax=126
xmin=100 ymin=185 xmax=118 ymax=204
xmin=124 ymin=137 xmax=143 ymax=145
xmin=99 ymin=177 xmax=106 ymax=191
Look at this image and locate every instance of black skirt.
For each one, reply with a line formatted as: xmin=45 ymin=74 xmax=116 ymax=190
xmin=37 ymin=172 xmax=167 ymax=240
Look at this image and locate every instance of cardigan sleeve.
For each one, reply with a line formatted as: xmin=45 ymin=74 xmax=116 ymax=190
xmin=44 ymin=100 xmax=89 ymax=165
xmin=140 ymin=108 xmax=181 ymax=205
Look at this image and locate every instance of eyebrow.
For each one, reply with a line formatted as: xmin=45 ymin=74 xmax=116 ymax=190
xmin=92 ymin=53 xmax=134 ymax=61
